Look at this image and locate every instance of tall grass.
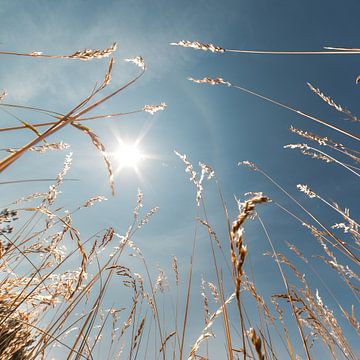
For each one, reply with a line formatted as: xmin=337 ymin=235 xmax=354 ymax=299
xmin=0 ymin=40 xmax=358 ymax=360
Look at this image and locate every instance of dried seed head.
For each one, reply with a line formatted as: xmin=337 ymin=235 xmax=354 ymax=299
xmin=285 ymin=144 xmax=333 ymax=163
xmin=297 ymin=184 xmax=317 ymax=198
xmin=155 ymin=267 xmax=168 ymax=293
xmin=290 ymin=125 xmax=343 ymax=148
xmin=238 ymin=160 xmax=259 ymax=171
xmin=171 ymin=40 xmax=225 ymax=53
xmin=198 ymin=218 xmax=221 ymax=248
xmin=248 ymin=327 xmax=264 ymax=360
xmin=134 ymin=188 xmax=143 ymax=220
xmin=284 ymin=143 xmax=310 ymax=150
xmin=188 ymin=76 xmax=231 ymax=87
xmin=175 ymin=151 xmax=197 ymax=182
xmin=188 ymin=292 xmax=235 ymax=359
xmin=81 ymin=195 xmax=107 ymax=208
xmin=286 ymin=242 xmax=308 ymax=263
xmin=72 ymin=123 xmax=115 ymax=195
xmin=66 ymin=42 xmax=117 ymax=60
xmin=143 ymin=102 xmax=167 ymax=115
xmin=199 ymin=162 xmax=215 ymax=181
xmin=124 ymin=56 xmax=145 ymax=70
xmin=138 ymin=207 xmax=159 ymax=228
xmin=29 ymin=51 xmax=43 ymax=56
xmin=207 ymin=282 xmax=220 ymax=303
xmin=307 ymin=82 xmax=359 ymax=122
xmin=172 ymin=256 xmax=179 ymax=286
xmin=175 ymin=151 xmax=214 ymax=206
xmin=6 ymin=142 xmax=71 ymax=154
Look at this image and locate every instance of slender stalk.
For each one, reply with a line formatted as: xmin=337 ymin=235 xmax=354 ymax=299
xmin=231 ymin=84 xmax=360 ymax=142
xmin=0 ymin=110 xmax=142 ymax=132
xmin=226 ymin=48 xmax=360 ymax=55
xmin=257 ymin=215 xmax=311 ymax=360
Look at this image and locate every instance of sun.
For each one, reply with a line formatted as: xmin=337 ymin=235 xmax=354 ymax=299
xmin=115 ymin=142 xmax=144 ymax=171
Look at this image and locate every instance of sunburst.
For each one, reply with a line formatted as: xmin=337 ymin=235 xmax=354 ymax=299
xmin=115 ymin=141 xmax=144 ymax=172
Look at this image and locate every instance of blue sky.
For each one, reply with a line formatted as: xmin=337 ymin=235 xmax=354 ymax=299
xmin=1 ymin=0 xmax=359 ymax=358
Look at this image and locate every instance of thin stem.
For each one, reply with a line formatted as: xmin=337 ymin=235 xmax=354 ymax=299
xmin=226 ymin=48 xmax=360 ymax=55
xmin=257 ymin=214 xmax=311 ymax=360
xmin=0 ymin=110 xmax=142 ymax=132
xmin=231 ymin=84 xmax=360 ymax=143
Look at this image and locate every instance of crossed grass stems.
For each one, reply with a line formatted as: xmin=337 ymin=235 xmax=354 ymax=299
xmin=0 ymin=41 xmax=358 ymax=359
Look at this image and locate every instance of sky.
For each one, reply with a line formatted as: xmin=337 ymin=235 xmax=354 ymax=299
xmin=0 ymin=0 xmax=359 ymax=358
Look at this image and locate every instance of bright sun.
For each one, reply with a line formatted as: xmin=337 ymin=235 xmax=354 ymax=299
xmin=116 ymin=142 xmax=144 ymax=170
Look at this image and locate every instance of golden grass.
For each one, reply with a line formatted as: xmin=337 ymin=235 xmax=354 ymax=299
xmin=0 ymin=40 xmax=359 ymax=360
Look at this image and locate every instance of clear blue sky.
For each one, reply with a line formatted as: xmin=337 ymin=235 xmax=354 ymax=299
xmin=0 ymin=0 xmax=359 ymax=358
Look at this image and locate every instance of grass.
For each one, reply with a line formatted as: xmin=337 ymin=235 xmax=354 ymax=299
xmin=0 ymin=41 xmax=358 ymax=360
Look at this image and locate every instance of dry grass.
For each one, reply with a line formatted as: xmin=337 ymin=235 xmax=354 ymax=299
xmin=0 ymin=40 xmax=359 ymax=360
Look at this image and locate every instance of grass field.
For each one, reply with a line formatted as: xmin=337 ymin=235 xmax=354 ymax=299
xmin=0 ymin=38 xmax=359 ymax=360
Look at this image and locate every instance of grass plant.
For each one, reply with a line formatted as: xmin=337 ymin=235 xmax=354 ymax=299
xmin=0 ymin=40 xmax=358 ymax=360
